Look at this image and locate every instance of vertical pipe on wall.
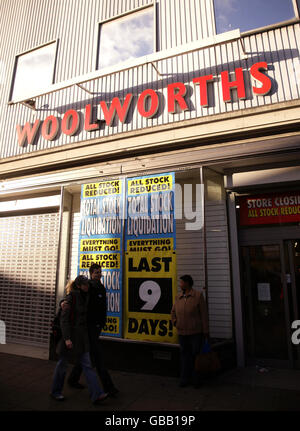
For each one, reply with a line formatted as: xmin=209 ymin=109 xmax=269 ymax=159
xmin=55 ymin=186 xmax=73 ymax=308
xmin=227 ymin=190 xmax=245 ymax=367
xmin=55 ymin=186 xmax=64 ymax=310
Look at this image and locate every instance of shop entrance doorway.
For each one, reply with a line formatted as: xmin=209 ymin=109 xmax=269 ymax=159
xmin=240 ymin=229 xmax=300 ymax=368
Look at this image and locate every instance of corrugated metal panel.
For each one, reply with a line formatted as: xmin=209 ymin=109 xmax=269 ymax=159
xmin=176 ymin=216 xmax=205 ymax=292
xmin=0 ymin=212 xmax=60 ymax=347
xmin=205 ymin=201 xmax=232 ymax=339
xmin=2 ymin=2 xmax=299 ymax=158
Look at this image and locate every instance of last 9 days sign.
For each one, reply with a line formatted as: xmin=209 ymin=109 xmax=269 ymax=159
xmin=124 ymin=173 xmax=178 ymax=344
xmin=78 ymin=179 xmax=124 ymax=337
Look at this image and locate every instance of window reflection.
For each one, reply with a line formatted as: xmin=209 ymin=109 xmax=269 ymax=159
xmin=214 ymin=0 xmax=295 ymax=34
xmin=98 ymin=7 xmax=154 ymax=69
xmin=11 ymin=42 xmax=56 ymax=101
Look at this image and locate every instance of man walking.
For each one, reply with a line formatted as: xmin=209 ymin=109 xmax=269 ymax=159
xmin=66 ymin=263 xmax=119 ymax=397
xmin=171 ymin=275 xmax=209 ymax=388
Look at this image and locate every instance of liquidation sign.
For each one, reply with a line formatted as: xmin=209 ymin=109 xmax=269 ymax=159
xmin=124 ymin=172 xmax=178 ymax=344
xmin=239 ymin=192 xmax=300 ymax=225
xmin=78 ymin=179 xmax=124 ymax=337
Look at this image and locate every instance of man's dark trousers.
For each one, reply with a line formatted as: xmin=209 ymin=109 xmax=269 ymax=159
xmin=178 ymin=333 xmax=203 ymax=386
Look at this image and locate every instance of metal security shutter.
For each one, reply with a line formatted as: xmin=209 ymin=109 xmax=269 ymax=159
xmin=176 ymin=217 xmax=205 ymax=292
xmin=0 ymin=212 xmax=60 ymax=347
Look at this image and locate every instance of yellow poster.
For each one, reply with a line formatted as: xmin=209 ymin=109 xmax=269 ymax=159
xmin=80 ymin=238 xmax=120 ymax=252
xmin=83 ymin=180 xmax=122 ymax=197
xmin=127 ymin=174 xmax=173 ymax=194
xmin=102 ymin=316 xmax=120 ymax=336
xmin=79 ymin=252 xmax=121 ymax=270
xmin=124 ymin=241 xmax=178 ymax=343
xmin=125 ymin=172 xmax=177 ymax=343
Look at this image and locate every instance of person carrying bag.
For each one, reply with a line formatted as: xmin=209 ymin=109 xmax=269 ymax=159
xmin=195 ymin=339 xmax=221 ymax=376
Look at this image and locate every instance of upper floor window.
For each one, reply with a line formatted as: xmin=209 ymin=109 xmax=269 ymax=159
xmin=10 ymin=41 xmax=57 ymax=101
xmin=214 ymin=0 xmax=296 ymax=34
xmin=97 ymin=6 xmax=154 ymax=70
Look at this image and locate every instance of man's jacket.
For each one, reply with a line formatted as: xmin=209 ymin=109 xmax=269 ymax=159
xmin=87 ymin=279 xmax=107 ymax=330
xmin=171 ymin=288 xmax=209 ymax=336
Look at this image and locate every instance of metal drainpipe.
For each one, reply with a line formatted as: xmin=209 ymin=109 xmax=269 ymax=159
xmin=227 ymin=190 xmax=245 ymax=367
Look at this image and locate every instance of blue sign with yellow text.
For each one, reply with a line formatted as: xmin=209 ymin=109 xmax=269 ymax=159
xmin=78 ymin=179 xmax=124 ymax=338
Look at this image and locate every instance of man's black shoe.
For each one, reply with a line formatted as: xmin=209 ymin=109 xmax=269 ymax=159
xmin=68 ymin=382 xmax=85 ymax=389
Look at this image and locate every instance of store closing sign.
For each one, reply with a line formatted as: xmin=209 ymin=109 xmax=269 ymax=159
xmin=78 ymin=179 xmax=124 ymax=337
xmin=239 ymin=191 xmax=300 ymax=225
xmin=124 ymin=173 xmax=178 ymax=344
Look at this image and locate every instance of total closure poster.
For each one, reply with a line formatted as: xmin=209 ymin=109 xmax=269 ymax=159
xmin=78 ymin=179 xmax=124 ymax=338
xmin=124 ymin=172 xmax=178 ymax=343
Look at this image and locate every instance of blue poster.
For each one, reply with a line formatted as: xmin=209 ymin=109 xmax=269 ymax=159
xmin=78 ymin=179 xmax=124 ymax=338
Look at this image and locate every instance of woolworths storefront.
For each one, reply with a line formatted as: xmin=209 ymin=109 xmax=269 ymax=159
xmin=1 ymin=0 xmax=300 ymax=372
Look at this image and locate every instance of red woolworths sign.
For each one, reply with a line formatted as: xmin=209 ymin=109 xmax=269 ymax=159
xmin=239 ymin=192 xmax=300 ymax=226
xmin=16 ymin=61 xmax=272 ymax=147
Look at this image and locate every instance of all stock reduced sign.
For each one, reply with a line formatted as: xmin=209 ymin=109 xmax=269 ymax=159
xmin=78 ymin=179 xmax=124 ymax=337
xmin=124 ymin=172 xmax=178 ymax=344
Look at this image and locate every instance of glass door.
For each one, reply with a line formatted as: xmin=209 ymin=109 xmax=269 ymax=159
xmin=241 ymin=243 xmax=292 ymax=367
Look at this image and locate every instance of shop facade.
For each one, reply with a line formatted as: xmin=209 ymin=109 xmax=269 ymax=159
xmin=0 ymin=0 xmax=300 ymax=372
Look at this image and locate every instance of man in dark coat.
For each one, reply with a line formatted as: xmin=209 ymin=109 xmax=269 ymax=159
xmin=66 ymin=264 xmax=118 ymax=396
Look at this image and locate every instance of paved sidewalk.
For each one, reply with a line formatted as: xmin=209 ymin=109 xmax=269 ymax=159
xmin=1 ymin=352 xmax=300 ymax=411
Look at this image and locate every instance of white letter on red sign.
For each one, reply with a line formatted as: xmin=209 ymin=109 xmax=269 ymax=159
xmin=221 ymin=68 xmax=246 ymax=102
xmin=137 ymin=89 xmax=159 ymax=118
xmin=250 ymin=62 xmax=272 ymax=96
xmin=100 ymin=94 xmax=133 ymax=126
xmin=167 ymin=82 xmax=188 ymax=113
xmin=16 ymin=119 xmax=41 ymax=147
xmin=62 ymin=110 xmax=80 ymax=136
xmin=192 ymin=75 xmax=214 ymax=107
xmin=41 ymin=116 xmax=59 ymax=141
